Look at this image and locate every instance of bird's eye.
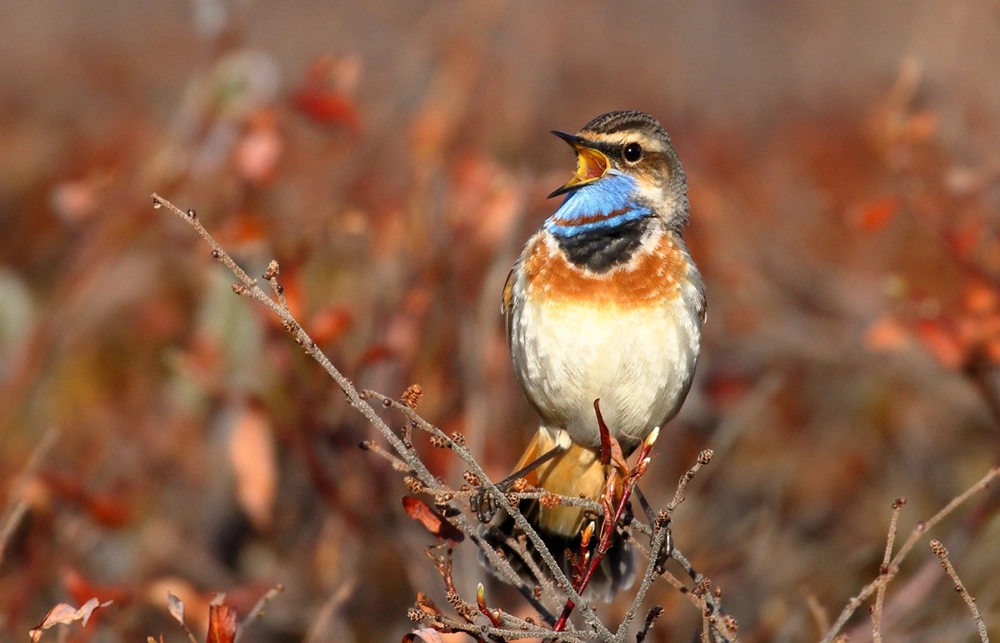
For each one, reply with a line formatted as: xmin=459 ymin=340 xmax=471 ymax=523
xmin=623 ymin=142 xmax=643 ymax=163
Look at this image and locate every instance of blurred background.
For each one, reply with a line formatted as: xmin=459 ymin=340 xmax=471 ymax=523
xmin=1 ymin=1 xmax=999 ymax=641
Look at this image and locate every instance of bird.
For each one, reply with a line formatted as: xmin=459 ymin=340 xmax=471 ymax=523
xmin=490 ymin=110 xmax=705 ymax=601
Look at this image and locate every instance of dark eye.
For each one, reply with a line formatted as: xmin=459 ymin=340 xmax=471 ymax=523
xmin=623 ymin=142 xmax=643 ymax=163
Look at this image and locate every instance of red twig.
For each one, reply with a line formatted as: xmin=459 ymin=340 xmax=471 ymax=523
xmin=551 ymin=420 xmax=660 ymax=634
xmin=595 ymin=399 xmax=612 ymax=466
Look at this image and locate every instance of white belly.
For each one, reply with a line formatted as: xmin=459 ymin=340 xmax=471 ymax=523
xmin=510 ymin=293 xmax=701 ymax=449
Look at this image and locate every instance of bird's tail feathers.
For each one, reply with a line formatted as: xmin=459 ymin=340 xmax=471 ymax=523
xmin=482 ymin=429 xmax=636 ymax=602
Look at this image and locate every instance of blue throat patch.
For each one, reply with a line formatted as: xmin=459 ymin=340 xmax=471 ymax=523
xmin=544 ymin=172 xmax=650 ymax=238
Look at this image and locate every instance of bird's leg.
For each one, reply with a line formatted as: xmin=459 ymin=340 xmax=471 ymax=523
xmin=633 ymin=484 xmax=674 ymax=569
xmin=471 ymin=444 xmax=567 ymax=523
xmin=634 ymin=485 xmax=655 ymax=524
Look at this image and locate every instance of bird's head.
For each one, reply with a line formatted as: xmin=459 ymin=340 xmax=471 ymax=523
xmin=548 ymin=110 xmax=688 ymax=229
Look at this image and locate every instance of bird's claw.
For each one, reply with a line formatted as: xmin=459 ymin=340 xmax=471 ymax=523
xmin=471 ymin=489 xmax=498 ymax=523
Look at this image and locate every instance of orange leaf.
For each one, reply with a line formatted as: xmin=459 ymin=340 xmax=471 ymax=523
xmin=206 ymin=603 xmax=237 ymax=643
xmin=864 ymin=315 xmax=910 ymax=352
xmin=228 ymin=404 xmax=278 ymax=530
xmin=857 ymin=197 xmax=899 ymax=233
xmin=310 ymin=306 xmax=353 ymax=344
xmin=401 ymin=496 xmax=464 ymax=543
xmin=215 ymin=213 xmax=267 ymax=247
xmin=915 ymin=319 xmax=964 ymax=369
xmin=414 ymin=592 xmax=442 ymax=617
xmin=962 ymin=279 xmax=998 ymax=315
xmin=984 ymin=337 xmax=1000 ymax=365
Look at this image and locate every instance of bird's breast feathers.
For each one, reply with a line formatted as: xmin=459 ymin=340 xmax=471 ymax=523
xmin=505 ymin=228 xmax=704 ymax=447
xmin=519 ymin=229 xmax=694 ymax=308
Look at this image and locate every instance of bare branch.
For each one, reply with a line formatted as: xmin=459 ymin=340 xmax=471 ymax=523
xmin=929 ymin=540 xmax=989 ymax=643
xmin=872 ymin=497 xmax=906 ymax=643
xmin=820 ymin=466 xmax=1000 ymax=643
xmin=153 ymin=193 xmax=744 ymax=642
xmin=0 ymin=427 xmax=59 ymax=567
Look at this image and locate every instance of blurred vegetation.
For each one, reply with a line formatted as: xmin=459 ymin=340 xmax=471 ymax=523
xmin=1 ymin=2 xmax=999 ymax=641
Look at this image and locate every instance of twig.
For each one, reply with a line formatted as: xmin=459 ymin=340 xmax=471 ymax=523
xmin=667 ymin=449 xmax=713 ymax=512
xmin=613 ymin=516 xmax=671 ymax=642
xmin=552 ymin=427 xmax=658 ymax=633
xmin=802 ymin=586 xmax=830 ymax=637
xmin=634 ymin=606 xmax=663 ymax=643
xmin=0 ymin=427 xmax=59 ymax=567
xmin=364 ymin=390 xmax=607 ymax=634
xmin=872 ymin=497 xmax=906 ymax=643
xmin=154 ymin=194 xmax=610 ymax=639
xmin=155 ymin=194 xmax=741 ymax=642
xmin=820 ymin=466 xmax=1000 ymax=643
xmin=304 ymin=579 xmax=355 ymax=643
xmin=929 ymin=540 xmax=989 ymax=643
xmin=234 ymin=584 xmax=284 ymax=643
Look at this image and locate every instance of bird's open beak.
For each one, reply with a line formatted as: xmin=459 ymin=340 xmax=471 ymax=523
xmin=547 ymin=131 xmax=610 ymax=198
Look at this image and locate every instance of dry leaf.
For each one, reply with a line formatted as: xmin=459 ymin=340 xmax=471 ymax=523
xmin=228 ymin=403 xmax=278 ymax=530
xmin=401 ymin=496 xmax=464 ymax=543
xmin=145 ymin=578 xmax=210 ymax=636
xmin=402 ymin=629 xmax=445 ymax=643
xmin=414 ymin=592 xmax=442 ymax=617
xmin=167 ymin=591 xmax=185 ymax=625
xmin=29 ymin=597 xmax=112 ymax=642
xmin=206 ymin=602 xmax=238 ymax=643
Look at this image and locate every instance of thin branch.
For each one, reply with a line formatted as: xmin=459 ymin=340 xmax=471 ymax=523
xmin=235 ymin=584 xmax=285 ymax=643
xmin=154 ymin=193 xmax=735 ymax=642
xmin=552 ymin=426 xmax=657 ymax=633
xmin=0 ymin=427 xmax=59 ymax=567
xmin=872 ymin=497 xmax=906 ymax=643
xmin=929 ymin=540 xmax=989 ymax=643
xmin=802 ymin=586 xmax=830 ymax=637
xmin=613 ymin=517 xmax=671 ymax=642
xmin=363 ymin=390 xmax=609 ymax=635
xmin=667 ymin=449 xmax=713 ymax=513
xmin=820 ymin=466 xmax=1000 ymax=643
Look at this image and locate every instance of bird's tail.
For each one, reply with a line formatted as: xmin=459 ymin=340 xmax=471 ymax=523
xmin=485 ymin=429 xmax=635 ymax=602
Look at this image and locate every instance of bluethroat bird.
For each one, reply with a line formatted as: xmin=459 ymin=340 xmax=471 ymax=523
xmin=488 ymin=110 xmax=705 ymax=601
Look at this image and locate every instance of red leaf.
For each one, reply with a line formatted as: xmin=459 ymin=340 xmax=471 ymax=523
xmin=915 ymin=319 xmax=964 ymax=369
xmin=401 ymin=496 xmax=464 ymax=543
xmin=856 ymin=196 xmax=899 ymax=233
xmin=293 ymin=90 xmax=360 ymax=131
xmin=206 ymin=603 xmax=237 ymax=643
xmin=292 ymin=55 xmax=362 ymax=131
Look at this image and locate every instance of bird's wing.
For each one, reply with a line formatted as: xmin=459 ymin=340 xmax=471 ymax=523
xmin=501 ymin=267 xmax=515 ymax=343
